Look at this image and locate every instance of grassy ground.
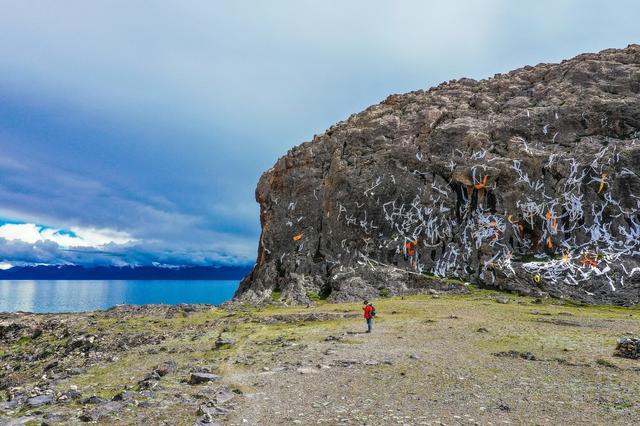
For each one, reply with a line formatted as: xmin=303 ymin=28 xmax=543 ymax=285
xmin=1 ymin=288 xmax=639 ymax=425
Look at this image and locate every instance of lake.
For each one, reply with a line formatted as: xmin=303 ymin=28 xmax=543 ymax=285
xmin=0 ymin=280 xmax=239 ymax=313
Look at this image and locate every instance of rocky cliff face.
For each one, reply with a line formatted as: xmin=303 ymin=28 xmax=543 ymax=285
xmin=236 ymin=45 xmax=640 ymax=306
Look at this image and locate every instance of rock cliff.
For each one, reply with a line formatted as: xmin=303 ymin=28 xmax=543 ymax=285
xmin=236 ymin=45 xmax=640 ymax=306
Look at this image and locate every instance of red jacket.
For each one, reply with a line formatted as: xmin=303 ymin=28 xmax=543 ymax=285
xmin=363 ymin=304 xmax=374 ymax=319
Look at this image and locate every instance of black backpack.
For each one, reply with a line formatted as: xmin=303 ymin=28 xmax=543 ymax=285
xmin=370 ymin=304 xmax=376 ymax=317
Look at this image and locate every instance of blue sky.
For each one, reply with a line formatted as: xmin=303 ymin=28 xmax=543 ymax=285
xmin=0 ymin=1 xmax=639 ymax=267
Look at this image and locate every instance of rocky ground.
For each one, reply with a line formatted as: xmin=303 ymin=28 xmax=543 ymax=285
xmin=1 ymin=286 xmax=639 ymax=425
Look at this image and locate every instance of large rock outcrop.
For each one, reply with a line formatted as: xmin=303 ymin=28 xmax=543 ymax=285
xmin=236 ymin=45 xmax=640 ymax=306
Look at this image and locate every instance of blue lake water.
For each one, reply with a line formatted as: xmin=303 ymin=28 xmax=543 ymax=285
xmin=0 ymin=280 xmax=239 ymax=313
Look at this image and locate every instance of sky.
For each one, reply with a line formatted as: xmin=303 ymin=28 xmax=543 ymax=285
xmin=0 ymin=1 xmax=639 ymax=268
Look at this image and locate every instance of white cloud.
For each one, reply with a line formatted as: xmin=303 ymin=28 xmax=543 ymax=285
xmin=0 ymin=223 xmax=41 ymax=244
xmin=0 ymin=223 xmax=134 ymax=248
xmin=69 ymin=227 xmax=134 ymax=246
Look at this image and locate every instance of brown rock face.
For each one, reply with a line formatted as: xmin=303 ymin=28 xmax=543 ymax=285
xmin=236 ymin=45 xmax=640 ymax=306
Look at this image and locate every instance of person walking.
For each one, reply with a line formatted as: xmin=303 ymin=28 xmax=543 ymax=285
xmin=363 ymin=300 xmax=375 ymax=333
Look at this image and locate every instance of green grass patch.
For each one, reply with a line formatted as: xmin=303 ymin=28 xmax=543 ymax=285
xmin=596 ymin=358 xmax=619 ymax=368
xmin=612 ymin=399 xmax=634 ymax=410
xmin=16 ymin=336 xmax=31 ymax=346
xmin=307 ymin=292 xmax=322 ymax=301
xmin=378 ymin=288 xmax=391 ymax=297
xmin=95 ymin=388 xmax=122 ymax=400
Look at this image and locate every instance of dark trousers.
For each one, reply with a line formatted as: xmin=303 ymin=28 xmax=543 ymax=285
xmin=366 ymin=318 xmax=372 ymax=332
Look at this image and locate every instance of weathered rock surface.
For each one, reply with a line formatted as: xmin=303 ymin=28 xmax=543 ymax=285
xmin=615 ymin=337 xmax=640 ymax=359
xmin=236 ymin=45 xmax=640 ymax=306
xmin=78 ymin=401 xmax=123 ymax=422
xmin=25 ymin=394 xmax=53 ymax=408
xmin=188 ymin=372 xmax=221 ymax=385
xmin=154 ymin=360 xmax=177 ymax=377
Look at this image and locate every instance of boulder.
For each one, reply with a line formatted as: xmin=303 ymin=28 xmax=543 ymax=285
xmin=0 ymin=323 xmax=31 ymax=343
xmin=614 ymin=337 xmax=640 ymax=359
xmin=235 ymin=45 xmax=640 ymax=306
xmin=66 ymin=334 xmax=96 ymax=353
xmin=214 ymin=336 xmax=235 ymax=349
xmin=194 ymin=413 xmax=221 ymax=426
xmin=78 ymin=401 xmax=123 ymax=422
xmin=25 ymin=394 xmax=53 ymax=408
xmin=60 ymin=389 xmax=82 ymax=401
xmin=81 ymin=395 xmax=107 ymax=405
xmin=0 ymin=416 xmax=40 ymax=426
xmin=213 ymin=386 xmax=237 ymax=404
xmin=188 ymin=372 xmax=221 ymax=385
xmin=111 ymin=391 xmax=134 ymax=402
xmin=154 ymin=360 xmax=177 ymax=377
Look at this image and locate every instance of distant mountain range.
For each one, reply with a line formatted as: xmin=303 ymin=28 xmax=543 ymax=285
xmin=0 ymin=265 xmax=253 ymax=280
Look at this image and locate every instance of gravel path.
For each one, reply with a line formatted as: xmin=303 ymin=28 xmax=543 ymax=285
xmin=226 ymin=296 xmax=640 ymax=425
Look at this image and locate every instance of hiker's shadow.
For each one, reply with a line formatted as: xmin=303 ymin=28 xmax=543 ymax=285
xmin=346 ymin=331 xmax=368 ymax=335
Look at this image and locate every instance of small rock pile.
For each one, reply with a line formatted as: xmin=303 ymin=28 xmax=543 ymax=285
xmin=194 ymin=385 xmax=240 ymax=425
xmin=614 ymin=338 xmax=640 ymax=359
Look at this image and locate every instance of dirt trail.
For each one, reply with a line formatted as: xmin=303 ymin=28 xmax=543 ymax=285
xmin=225 ymin=296 xmax=640 ymax=425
